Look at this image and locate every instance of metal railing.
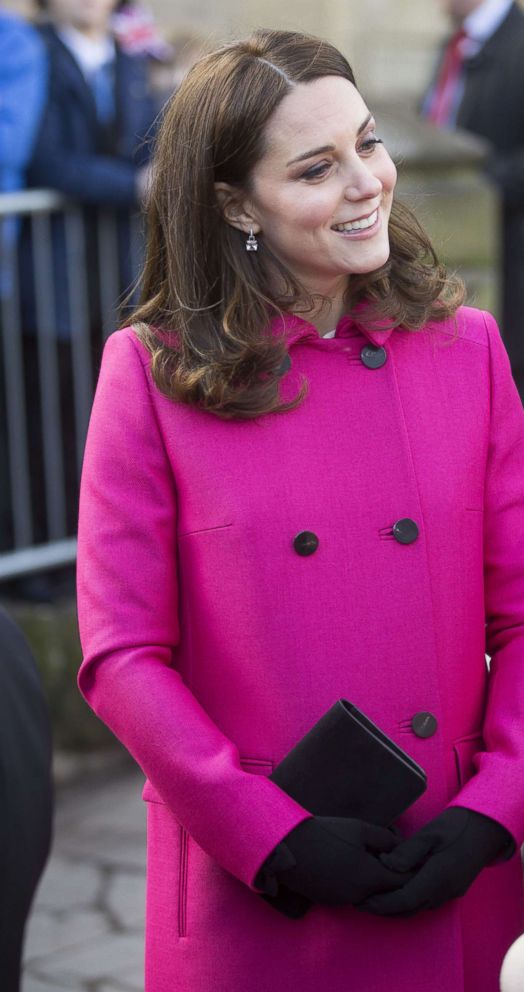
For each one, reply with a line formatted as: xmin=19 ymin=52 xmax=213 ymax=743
xmin=0 ymin=189 xmax=143 ymax=580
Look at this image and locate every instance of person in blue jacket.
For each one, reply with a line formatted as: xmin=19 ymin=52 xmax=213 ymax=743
xmin=18 ymin=0 xmax=157 ymax=552
xmin=0 ymin=10 xmax=47 ymax=558
xmin=27 ymin=0 xmax=154 ymax=211
xmin=0 ymin=9 xmax=47 ymax=195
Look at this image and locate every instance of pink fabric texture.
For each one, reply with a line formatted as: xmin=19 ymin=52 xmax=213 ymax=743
xmin=77 ymin=306 xmax=524 ymax=992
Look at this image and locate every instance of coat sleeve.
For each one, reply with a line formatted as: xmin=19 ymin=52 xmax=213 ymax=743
xmin=76 ymin=329 xmax=311 ymax=891
xmin=446 ymin=311 xmax=524 ymax=850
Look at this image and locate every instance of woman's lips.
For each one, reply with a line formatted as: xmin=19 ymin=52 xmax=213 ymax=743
xmin=332 ymin=209 xmax=382 ymax=240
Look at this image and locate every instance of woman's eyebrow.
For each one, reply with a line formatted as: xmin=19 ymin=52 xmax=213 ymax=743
xmin=286 ymin=112 xmax=374 ymax=167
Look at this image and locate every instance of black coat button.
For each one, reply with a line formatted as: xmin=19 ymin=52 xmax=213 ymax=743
xmin=392 ymin=518 xmax=419 ymax=544
xmin=411 ymin=712 xmax=438 ymax=738
xmin=293 ymin=531 xmax=319 ymax=556
xmin=361 ymin=345 xmax=387 ymax=369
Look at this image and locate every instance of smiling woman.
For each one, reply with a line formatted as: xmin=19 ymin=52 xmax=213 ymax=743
xmin=130 ymin=28 xmax=463 ymax=418
xmin=77 ymin=27 xmax=524 ymax=992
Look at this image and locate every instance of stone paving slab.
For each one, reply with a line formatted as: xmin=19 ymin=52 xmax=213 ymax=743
xmin=31 ymin=857 xmax=102 ymax=913
xmin=23 ymin=977 xmax=62 ymax=992
xmin=24 ymin=907 xmax=109 ymax=960
xmin=29 ymin=932 xmax=144 ymax=988
xmin=106 ymin=872 xmax=146 ymax=930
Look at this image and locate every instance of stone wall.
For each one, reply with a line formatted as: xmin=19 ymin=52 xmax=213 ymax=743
xmin=149 ymin=0 xmax=448 ymax=102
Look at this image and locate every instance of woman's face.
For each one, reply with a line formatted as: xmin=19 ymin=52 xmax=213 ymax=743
xmin=239 ymin=76 xmax=397 ymax=295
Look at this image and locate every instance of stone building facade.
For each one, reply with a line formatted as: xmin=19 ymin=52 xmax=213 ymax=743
xmin=149 ymin=0 xmax=449 ymax=103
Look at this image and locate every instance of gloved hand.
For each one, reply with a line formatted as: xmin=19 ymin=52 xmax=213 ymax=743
xmin=357 ymin=807 xmax=515 ymax=918
xmin=259 ymin=815 xmax=411 ymax=910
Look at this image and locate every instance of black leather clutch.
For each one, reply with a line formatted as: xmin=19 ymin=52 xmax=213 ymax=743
xmin=270 ymin=698 xmax=427 ymax=823
xmin=260 ymin=699 xmax=427 ymax=918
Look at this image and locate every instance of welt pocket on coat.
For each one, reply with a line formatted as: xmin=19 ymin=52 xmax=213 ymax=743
xmin=239 ymin=756 xmax=274 ymax=775
xmin=178 ymin=522 xmax=234 ymax=538
xmin=142 ymin=780 xmax=188 ymax=938
xmin=452 ymin=732 xmax=484 ymax=789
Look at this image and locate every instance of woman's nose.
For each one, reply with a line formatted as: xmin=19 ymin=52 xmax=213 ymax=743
xmin=343 ymin=161 xmax=383 ymax=201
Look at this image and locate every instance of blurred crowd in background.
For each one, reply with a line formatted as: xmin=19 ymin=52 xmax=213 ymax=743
xmin=0 ymin=0 xmax=211 ymax=598
xmin=0 ymin=0 xmax=211 ymax=226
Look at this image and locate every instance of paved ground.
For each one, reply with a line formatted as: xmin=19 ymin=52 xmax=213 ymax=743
xmin=22 ymin=763 xmax=147 ymax=992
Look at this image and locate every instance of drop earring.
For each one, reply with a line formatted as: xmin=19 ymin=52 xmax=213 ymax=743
xmin=245 ymin=228 xmax=258 ymax=252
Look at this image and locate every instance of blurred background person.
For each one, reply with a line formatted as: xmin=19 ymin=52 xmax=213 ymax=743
xmin=0 ymin=608 xmax=53 ymax=991
xmin=421 ymin=0 xmax=524 ymax=401
xmin=0 ymin=8 xmax=47 ymax=556
xmin=111 ymin=0 xmax=173 ymax=61
xmin=111 ymin=3 xmax=212 ymax=117
xmin=0 ymin=7 xmax=47 ymax=196
xmin=28 ymin=0 xmax=154 ymax=214
xmin=15 ymin=0 xmax=157 ymax=587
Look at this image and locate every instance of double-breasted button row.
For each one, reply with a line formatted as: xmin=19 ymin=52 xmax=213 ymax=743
xmin=293 ymin=519 xmax=419 ymax=555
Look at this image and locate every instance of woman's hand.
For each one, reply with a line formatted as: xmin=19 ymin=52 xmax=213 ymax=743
xmin=268 ymin=815 xmax=412 ymax=907
xmin=357 ymin=807 xmax=514 ymax=917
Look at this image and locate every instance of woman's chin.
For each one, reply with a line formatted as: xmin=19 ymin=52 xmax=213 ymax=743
xmin=343 ymin=244 xmax=391 ymax=276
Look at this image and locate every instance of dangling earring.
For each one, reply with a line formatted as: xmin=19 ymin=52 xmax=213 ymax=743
xmin=245 ymin=228 xmax=258 ymax=252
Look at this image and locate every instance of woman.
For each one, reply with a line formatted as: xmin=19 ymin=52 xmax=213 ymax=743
xmin=76 ymin=29 xmax=524 ymax=992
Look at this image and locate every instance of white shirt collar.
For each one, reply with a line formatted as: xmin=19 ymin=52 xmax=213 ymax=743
xmin=323 ymin=329 xmax=336 ymax=338
xmin=463 ymin=0 xmax=513 ymax=42
xmin=57 ymin=25 xmax=115 ymax=77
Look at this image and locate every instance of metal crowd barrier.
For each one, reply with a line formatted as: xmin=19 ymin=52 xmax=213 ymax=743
xmin=0 ymin=189 xmax=143 ymax=580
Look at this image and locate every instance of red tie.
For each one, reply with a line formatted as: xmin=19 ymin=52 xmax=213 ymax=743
xmin=426 ymin=28 xmax=467 ymax=127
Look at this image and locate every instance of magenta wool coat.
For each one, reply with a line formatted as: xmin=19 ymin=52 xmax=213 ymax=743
xmin=77 ymin=305 xmax=524 ymax=992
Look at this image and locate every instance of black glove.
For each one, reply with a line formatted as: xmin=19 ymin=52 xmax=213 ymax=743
xmin=357 ymin=807 xmax=515 ymax=918
xmin=257 ymin=815 xmax=411 ymax=916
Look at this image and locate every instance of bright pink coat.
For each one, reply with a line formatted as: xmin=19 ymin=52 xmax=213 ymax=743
xmin=77 ymin=306 xmax=524 ymax=992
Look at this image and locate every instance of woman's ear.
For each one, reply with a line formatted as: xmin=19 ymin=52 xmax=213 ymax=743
xmin=214 ymin=182 xmax=260 ymax=234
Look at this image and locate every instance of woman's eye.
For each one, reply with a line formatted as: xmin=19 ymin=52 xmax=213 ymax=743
xmin=301 ymin=162 xmax=331 ymax=180
xmin=359 ymin=136 xmax=383 ymax=155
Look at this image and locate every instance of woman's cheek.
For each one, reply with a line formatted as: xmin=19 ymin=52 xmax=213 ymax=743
xmin=293 ymin=194 xmax=336 ymax=231
xmin=383 ymin=155 xmax=397 ymax=192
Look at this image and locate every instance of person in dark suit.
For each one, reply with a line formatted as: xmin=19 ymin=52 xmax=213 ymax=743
xmin=0 ymin=608 xmax=53 ymax=991
xmin=17 ymin=0 xmax=157 ymax=555
xmin=25 ymin=0 xmax=156 ymax=341
xmin=28 ymin=0 xmax=154 ymax=215
xmin=422 ymin=0 xmax=524 ymax=401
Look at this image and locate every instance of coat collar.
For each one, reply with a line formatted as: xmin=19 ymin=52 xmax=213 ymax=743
xmin=268 ymin=303 xmax=397 ymax=349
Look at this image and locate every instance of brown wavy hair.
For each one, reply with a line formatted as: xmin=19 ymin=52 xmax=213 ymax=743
xmin=129 ymin=28 xmax=465 ymax=420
